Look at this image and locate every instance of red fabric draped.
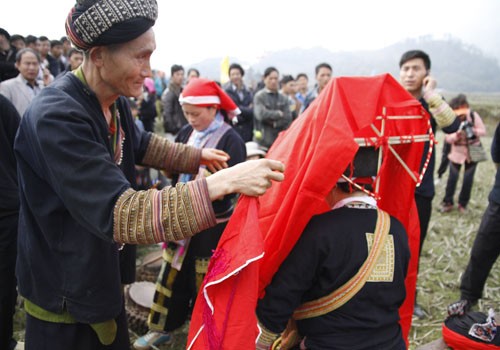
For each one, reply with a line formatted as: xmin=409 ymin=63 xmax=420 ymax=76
xmin=188 ymin=74 xmax=429 ymax=349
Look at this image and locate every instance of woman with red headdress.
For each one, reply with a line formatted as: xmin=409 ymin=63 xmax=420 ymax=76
xmin=134 ymin=78 xmax=246 ymax=349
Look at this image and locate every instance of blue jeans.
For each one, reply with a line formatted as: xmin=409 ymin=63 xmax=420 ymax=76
xmin=443 ymin=161 xmax=477 ymax=208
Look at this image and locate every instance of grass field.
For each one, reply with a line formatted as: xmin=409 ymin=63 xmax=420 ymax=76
xmin=14 ymin=97 xmax=500 ymax=350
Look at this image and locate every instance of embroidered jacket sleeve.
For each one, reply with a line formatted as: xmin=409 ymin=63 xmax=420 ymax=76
xmin=141 ymin=132 xmax=201 ymax=174
xmin=27 ymin=89 xmax=215 ymax=246
xmin=422 ymin=90 xmax=459 ymax=130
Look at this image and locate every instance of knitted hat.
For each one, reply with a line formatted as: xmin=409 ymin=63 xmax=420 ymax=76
xmin=179 ymin=78 xmax=241 ymax=119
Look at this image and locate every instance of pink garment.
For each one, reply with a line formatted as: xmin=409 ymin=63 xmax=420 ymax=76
xmin=144 ymin=77 xmax=156 ymax=94
xmin=445 ymin=110 xmax=486 ymax=164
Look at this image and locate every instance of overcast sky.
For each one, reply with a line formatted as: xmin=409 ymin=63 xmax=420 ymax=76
xmin=2 ymin=0 xmax=499 ymax=72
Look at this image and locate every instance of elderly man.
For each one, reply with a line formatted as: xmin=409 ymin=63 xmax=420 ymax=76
xmin=14 ymin=1 xmax=284 ymax=349
xmin=0 ymin=48 xmax=42 ymax=116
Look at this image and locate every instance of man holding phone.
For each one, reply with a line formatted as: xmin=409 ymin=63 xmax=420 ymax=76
xmin=399 ymin=50 xmax=460 ymax=318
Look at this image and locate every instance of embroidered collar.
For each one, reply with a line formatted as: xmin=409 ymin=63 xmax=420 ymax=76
xmin=332 ymin=196 xmax=377 ymax=211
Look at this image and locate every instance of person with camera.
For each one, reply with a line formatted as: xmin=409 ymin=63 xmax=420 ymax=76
xmin=441 ymin=94 xmax=486 ymax=214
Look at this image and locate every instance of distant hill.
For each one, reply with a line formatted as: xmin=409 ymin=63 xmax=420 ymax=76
xmin=191 ymin=37 xmax=500 ymax=92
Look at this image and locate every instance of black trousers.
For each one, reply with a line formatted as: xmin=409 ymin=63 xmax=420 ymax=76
xmin=0 ymin=214 xmax=18 ymax=350
xmin=415 ymin=193 xmax=432 ymax=255
xmin=443 ymin=161 xmax=478 ymax=208
xmin=25 ymin=302 xmax=130 ymax=350
xmin=460 ymin=200 xmax=500 ymax=301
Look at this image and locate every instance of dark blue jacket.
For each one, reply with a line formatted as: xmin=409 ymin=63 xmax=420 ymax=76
xmin=224 ymin=83 xmax=254 ymax=142
xmin=15 ymin=73 xmax=150 ymax=323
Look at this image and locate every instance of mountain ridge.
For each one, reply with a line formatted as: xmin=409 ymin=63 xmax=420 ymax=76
xmin=190 ymin=37 xmax=500 ymax=92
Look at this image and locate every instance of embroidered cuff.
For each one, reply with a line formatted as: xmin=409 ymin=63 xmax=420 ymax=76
xmin=142 ymin=133 xmax=202 ymax=174
xmin=423 ymin=90 xmax=456 ymax=128
xmin=256 ymin=321 xmax=280 ymax=350
xmin=113 ymin=181 xmax=216 ymax=244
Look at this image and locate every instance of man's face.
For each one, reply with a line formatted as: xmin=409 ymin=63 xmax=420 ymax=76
xmin=51 ymin=44 xmax=63 ymax=58
xmin=296 ymin=76 xmax=308 ymax=92
xmin=264 ymin=71 xmax=279 ymax=92
xmin=39 ymin=40 xmax=50 ymax=56
xmin=282 ymin=81 xmax=296 ymax=95
xmin=99 ymin=28 xmax=156 ymax=98
xmin=69 ymin=52 xmax=83 ymax=70
xmin=316 ymin=67 xmax=332 ymax=90
xmin=399 ymin=58 xmax=428 ymax=96
xmin=15 ymin=51 xmax=40 ymax=83
xmin=172 ymin=70 xmax=184 ymax=86
xmin=12 ymin=39 xmax=25 ymax=51
xmin=229 ymin=68 xmax=242 ymax=87
xmin=0 ymin=34 xmax=9 ymax=51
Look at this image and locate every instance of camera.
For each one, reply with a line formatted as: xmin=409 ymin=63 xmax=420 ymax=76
xmin=460 ymin=121 xmax=476 ymax=140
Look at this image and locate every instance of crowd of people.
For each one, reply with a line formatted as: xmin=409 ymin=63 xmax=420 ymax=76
xmin=0 ymin=0 xmax=498 ymax=349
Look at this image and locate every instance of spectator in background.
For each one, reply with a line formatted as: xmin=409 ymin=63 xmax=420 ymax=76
xmin=25 ymin=35 xmax=39 ymax=50
xmin=133 ymin=79 xmax=246 ymax=350
xmin=280 ymin=74 xmax=301 ymax=120
xmin=253 ymin=66 xmax=292 ymax=149
xmin=10 ymin=34 xmax=25 ymax=51
xmin=295 ymin=73 xmax=308 ymax=108
xmin=398 ymin=49 xmax=460 ymax=319
xmin=138 ymin=77 xmax=157 ymax=132
xmin=302 ymin=62 xmax=332 ymax=112
xmin=0 ymin=28 xmax=18 ymax=82
xmin=65 ymin=48 xmax=84 ymax=72
xmin=224 ymin=62 xmax=254 ymax=142
xmin=37 ymin=36 xmax=50 ymax=70
xmin=186 ymin=67 xmax=200 ymax=84
xmin=47 ymin=40 xmax=66 ymax=77
xmin=60 ymin=36 xmax=72 ymax=67
xmin=162 ymin=64 xmax=187 ymax=135
xmin=0 ymin=48 xmax=43 ymax=116
xmin=441 ymin=94 xmax=486 ymax=214
xmin=0 ymin=95 xmax=21 ymax=350
xmin=447 ymin=120 xmax=500 ymax=317
xmin=152 ymin=69 xmax=168 ymax=99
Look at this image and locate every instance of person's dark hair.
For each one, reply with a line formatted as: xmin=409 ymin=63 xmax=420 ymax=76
xmin=399 ymin=50 xmax=431 ymax=70
xmin=337 ymin=182 xmax=374 ymax=194
xmin=187 ymin=68 xmax=200 ymax=77
xmin=280 ymin=74 xmax=294 ymax=86
xmin=68 ymin=48 xmax=83 ymax=58
xmin=228 ymin=63 xmax=244 ymax=77
xmin=50 ymin=40 xmax=62 ymax=48
xmin=25 ymin=35 xmax=38 ymax=46
xmin=60 ymin=36 xmax=69 ymax=43
xmin=171 ymin=64 xmax=184 ymax=76
xmin=315 ymin=62 xmax=332 ymax=75
xmin=296 ymin=73 xmax=308 ymax=81
xmin=263 ymin=66 xmax=278 ymax=78
xmin=15 ymin=48 xmax=41 ymax=63
xmin=449 ymin=94 xmax=469 ymax=110
xmin=10 ymin=34 xmax=25 ymax=44
xmin=0 ymin=28 xmax=11 ymax=41
xmin=38 ymin=36 xmax=49 ymax=42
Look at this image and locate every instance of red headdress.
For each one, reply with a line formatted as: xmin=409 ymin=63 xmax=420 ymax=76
xmin=188 ymin=74 xmax=432 ymax=349
xmin=179 ymin=78 xmax=240 ymax=119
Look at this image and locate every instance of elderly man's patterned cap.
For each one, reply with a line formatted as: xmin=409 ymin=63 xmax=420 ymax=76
xmin=65 ymin=0 xmax=158 ymax=51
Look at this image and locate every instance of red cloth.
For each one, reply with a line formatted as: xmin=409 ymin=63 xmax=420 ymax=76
xmin=188 ymin=74 xmax=429 ymax=349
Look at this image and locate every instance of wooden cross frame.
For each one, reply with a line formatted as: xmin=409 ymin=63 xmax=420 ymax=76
xmin=341 ymin=107 xmax=434 ymax=198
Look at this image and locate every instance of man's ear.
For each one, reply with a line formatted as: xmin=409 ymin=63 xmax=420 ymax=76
xmin=89 ymin=46 xmax=105 ymax=67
